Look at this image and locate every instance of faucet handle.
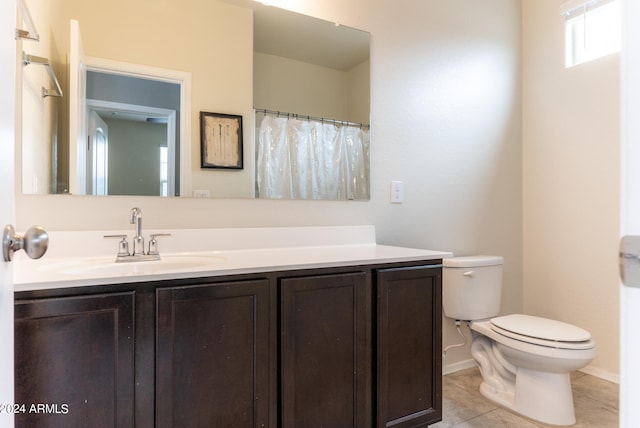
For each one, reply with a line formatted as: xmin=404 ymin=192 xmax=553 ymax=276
xmin=104 ymin=234 xmax=130 ymax=257
xmin=148 ymin=233 xmax=171 ymax=256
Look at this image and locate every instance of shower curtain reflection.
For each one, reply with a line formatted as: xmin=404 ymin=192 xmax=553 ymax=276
xmin=257 ymin=113 xmax=370 ymax=200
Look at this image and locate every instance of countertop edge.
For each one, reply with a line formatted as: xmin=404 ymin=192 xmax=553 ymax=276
xmin=14 ymin=244 xmax=453 ymax=292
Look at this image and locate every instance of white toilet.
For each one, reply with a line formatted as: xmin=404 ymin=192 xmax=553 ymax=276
xmin=443 ymin=256 xmax=596 ymax=426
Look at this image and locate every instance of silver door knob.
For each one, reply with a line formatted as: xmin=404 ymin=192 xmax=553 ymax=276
xmin=2 ymin=224 xmax=49 ymax=262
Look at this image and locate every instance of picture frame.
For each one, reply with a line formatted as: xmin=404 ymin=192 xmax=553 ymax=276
xmin=200 ymin=111 xmax=243 ymax=169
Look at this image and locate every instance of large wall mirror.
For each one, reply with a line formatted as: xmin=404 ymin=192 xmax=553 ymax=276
xmin=19 ymin=0 xmax=370 ymax=200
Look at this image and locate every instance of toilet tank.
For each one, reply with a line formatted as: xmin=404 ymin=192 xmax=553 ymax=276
xmin=443 ymin=256 xmax=504 ymax=321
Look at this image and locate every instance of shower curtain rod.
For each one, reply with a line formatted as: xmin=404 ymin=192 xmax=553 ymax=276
xmin=254 ymin=108 xmax=370 ymax=130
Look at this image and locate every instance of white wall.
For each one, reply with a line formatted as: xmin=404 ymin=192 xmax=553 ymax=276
xmin=106 ymin=119 xmax=166 ymax=196
xmin=367 ymin=0 xmax=523 ymax=369
xmin=16 ymin=0 xmax=523 ymax=371
xmin=522 ymin=0 xmax=620 ymax=378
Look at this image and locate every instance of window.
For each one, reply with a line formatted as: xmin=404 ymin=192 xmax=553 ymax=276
xmin=160 ymin=146 xmax=168 ymax=197
xmin=562 ymin=0 xmax=621 ymax=67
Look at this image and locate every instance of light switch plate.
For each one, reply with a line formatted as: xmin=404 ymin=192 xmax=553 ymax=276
xmin=193 ymin=189 xmax=210 ymax=198
xmin=391 ymin=181 xmax=403 ymax=204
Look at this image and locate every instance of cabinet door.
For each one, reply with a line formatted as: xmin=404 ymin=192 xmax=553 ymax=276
xmin=15 ymin=292 xmax=135 ymax=428
xmin=376 ymin=265 xmax=442 ymax=428
xmin=280 ymin=272 xmax=369 ymax=428
xmin=156 ymin=279 xmax=270 ymax=428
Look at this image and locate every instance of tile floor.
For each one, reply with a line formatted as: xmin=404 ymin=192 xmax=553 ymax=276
xmin=431 ymin=367 xmax=619 ymax=427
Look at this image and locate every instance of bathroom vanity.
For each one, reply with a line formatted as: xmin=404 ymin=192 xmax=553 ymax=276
xmin=13 ymin=226 xmax=450 ymax=428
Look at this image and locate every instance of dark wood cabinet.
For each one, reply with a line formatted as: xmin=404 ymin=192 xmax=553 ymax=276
xmin=15 ymin=260 xmax=442 ymax=428
xmin=156 ymin=279 xmax=270 ymax=428
xmin=376 ymin=265 xmax=442 ymax=428
xmin=14 ymin=292 xmax=135 ymax=428
xmin=280 ymin=272 xmax=370 ymax=428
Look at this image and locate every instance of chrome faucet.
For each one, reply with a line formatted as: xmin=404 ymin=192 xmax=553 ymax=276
xmin=104 ymin=207 xmax=171 ymax=262
xmin=130 ymin=207 xmax=144 ymax=256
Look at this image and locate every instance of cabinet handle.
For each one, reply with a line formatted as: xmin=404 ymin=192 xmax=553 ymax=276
xmin=2 ymin=224 xmax=49 ymax=262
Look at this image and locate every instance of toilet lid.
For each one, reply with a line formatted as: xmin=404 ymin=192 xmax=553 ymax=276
xmin=490 ymin=314 xmax=594 ymax=350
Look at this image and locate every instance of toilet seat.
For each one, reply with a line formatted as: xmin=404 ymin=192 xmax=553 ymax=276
xmin=490 ymin=314 xmax=594 ymax=350
xmin=471 ymin=319 xmax=596 ymax=361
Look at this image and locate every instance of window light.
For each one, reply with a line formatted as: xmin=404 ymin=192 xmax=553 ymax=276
xmin=562 ymin=0 xmax=621 ymax=68
xmin=160 ymin=146 xmax=168 ymax=197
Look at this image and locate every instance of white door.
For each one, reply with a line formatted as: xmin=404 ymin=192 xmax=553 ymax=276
xmin=0 ymin=0 xmax=17 ymax=425
xmin=69 ymin=19 xmax=87 ymax=195
xmin=87 ymin=110 xmax=109 ymax=195
xmin=620 ymin=0 xmax=640 ymax=426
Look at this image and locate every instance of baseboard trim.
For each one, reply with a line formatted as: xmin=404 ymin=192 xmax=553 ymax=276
xmin=443 ymin=359 xmax=477 ymax=375
xmin=579 ymin=365 xmax=620 ymax=384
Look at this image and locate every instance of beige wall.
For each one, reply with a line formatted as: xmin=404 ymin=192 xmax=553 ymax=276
xmin=253 ymin=52 xmax=370 ymax=125
xmin=17 ymin=0 xmax=524 ymax=373
xmin=19 ymin=0 xmax=63 ymax=194
xmin=522 ymin=0 xmax=620 ymax=378
xmin=42 ymin=0 xmax=256 ymax=198
xmin=347 ymin=59 xmax=371 ymax=125
xmin=254 ymin=52 xmax=350 ymax=120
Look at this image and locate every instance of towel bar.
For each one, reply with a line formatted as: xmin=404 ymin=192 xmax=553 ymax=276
xmin=22 ymin=52 xmax=63 ymax=98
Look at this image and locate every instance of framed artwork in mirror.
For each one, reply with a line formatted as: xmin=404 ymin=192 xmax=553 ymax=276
xmin=200 ymin=112 xmax=243 ymax=169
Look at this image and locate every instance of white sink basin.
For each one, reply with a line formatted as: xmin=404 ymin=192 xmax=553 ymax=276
xmin=36 ymin=253 xmax=227 ymax=276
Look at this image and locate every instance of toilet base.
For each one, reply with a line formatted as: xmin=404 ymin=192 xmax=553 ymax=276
xmin=468 ymin=319 xmax=595 ymax=426
xmin=479 ymin=368 xmax=576 ymax=426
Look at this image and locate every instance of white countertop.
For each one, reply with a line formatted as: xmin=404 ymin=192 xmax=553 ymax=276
xmin=13 ymin=226 xmax=452 ymax=292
